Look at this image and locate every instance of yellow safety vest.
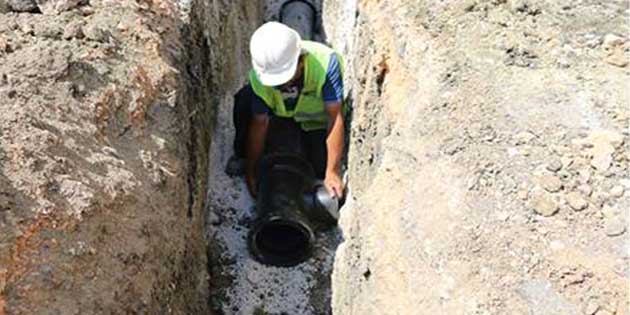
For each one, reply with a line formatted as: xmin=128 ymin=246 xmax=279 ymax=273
xmin=249 ymin=41 xmax=344 ymax=131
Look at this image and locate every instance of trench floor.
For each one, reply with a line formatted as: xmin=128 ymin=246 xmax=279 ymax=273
xmin=205 ymin=92 xmax=340 ymax=315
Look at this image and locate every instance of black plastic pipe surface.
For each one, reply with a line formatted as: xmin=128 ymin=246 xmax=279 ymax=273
xmin=248 ymin=153 xmax=338 ymax=267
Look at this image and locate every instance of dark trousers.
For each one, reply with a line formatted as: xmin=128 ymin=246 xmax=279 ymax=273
xmin=233 ymin=85 xmax=328 ymax=179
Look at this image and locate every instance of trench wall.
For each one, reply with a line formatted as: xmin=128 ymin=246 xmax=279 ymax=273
xmin=0 ymin=0 xmax=261 ymax=314
xmin=325 ymin=1 xmax=629 ymax=314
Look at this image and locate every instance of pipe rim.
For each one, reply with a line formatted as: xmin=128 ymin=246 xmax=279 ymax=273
xmin=248 ymin=216 xmax=315 ymax=267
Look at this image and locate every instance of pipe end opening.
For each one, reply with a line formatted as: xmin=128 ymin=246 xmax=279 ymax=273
xmin=249 ymin=219 xmax=314 ymax=267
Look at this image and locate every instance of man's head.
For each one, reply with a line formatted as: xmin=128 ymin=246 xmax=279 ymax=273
xmin=250 ymin=22 xmax=302 ymax=87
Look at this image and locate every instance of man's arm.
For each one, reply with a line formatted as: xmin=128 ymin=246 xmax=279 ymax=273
xmin=246 ymin=113 xmax=269 ymax=197
xmin=324 ymin=102 xmax=344 ymax=198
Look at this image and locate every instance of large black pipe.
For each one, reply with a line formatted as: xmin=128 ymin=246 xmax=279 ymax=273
xmin=279 ymin=0 xmax=317 ymax=41
xmin=248 ymin=153 xmax=339 ymax=267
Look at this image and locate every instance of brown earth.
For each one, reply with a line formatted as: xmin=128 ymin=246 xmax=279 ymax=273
xmin=325 ymin=0 xmax=629 ymax=314
xmin=0 ymin=0 xmax=226 ymax=313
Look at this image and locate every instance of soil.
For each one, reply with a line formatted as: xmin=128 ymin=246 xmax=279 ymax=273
xmin=0 ymin=0 xmax=215 ymax=313
xmin=325 ymin=0 xmax=629 ymax=314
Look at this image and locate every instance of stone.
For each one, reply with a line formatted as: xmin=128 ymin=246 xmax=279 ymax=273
xmin=602 ymin=34 xmax=625 ymax=50
xmin=577 ymin=169 xmax=591 ymax=184
xmin=84 ymin=23 xmax=110 ymax=43
xmin=591 ymin=191 xmax=610 ymax=207
xmin=35 ymin=0 xmax=83 ymax=14
xmin=577 ymin=184 xmax=593 ymax=197
xmin=540 ymin=175 xmax=563 ymax=192
xmin=590 ymin=147 xmax=614 ymax=173
xmin=533 ymin=194 xmax=559 ymax=217
xmin=604 ymin=218 xmax=626 ymax=237
xmin=208 ymin=211 xmax=223 ymax=226
xmin=600 ymin=205 xmax=619 ymax=218
xmin=605 ymin=49 xmax=628 ymax=67
xmin=78 ymin=4 xmax=92 ymax=15
xmin=585 ymin=130 xmax=624 ymax=173
xmin=587 ymin=129 xmax=624 ymax=148
xmin=62 ymin=21 xmax=84 ymax=40
xmin=7 ymin=0 xmax=37 ymax=12
xmin=1 ymin=0 xmax=11 ymax=13
xmin=225 ymin=155 xmax=244 ymax=177
xmin=33 ymin=22 xmax=62 ymax=39
xmin=609 ymin=185 xmax=624 ymax=198
xmin=583 ymin=300 xmax=600 ymax=315
xmin=566 ymin=192 xmax=588 ymax=211
xmin=546 ymin=159 xmax=563 ymax=172
xmin=514 ymin=131 xmax=536 ymax=145
xmin=21 ymin=23 xmax=34 ymax=36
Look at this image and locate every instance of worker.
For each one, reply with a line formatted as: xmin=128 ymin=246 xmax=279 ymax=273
xmin=228 ymin=21 xmax=346 ymax=199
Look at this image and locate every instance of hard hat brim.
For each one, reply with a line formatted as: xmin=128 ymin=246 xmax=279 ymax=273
xmin=254 ymin=48 xmax=301 ymax=87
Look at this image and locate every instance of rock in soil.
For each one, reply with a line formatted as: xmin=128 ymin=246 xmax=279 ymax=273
xmin=1 ymin=0 xmax=11 ymax=12
xmin=540 ymin=175 xmax=563 ymax=192
xmin=565 ymin=192 xmax=588 ymax=211
xmin=532 ymin=194 xmax=559 ymax=217
xmin=583 ymin=300 xmax=600 ymax=315
xmin=609 ymin=185 xmax=624 ymax=198
xmin=577 ymin=184 xmax=593 ymax=197
xmin=7 ymin=0 xmax=37 ymax=12
xmin=36 ymin=0 xmax=85 ymax=15
xmin=604 ymin=219 xmax=626 ymax=237
xmin=546 ymin=159 xmax=563 ymax=172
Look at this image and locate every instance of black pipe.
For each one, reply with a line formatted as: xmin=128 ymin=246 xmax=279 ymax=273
xmin=248 ymin=153 xmax=338 ymax=267
xmin=279 ymin=0 xmax=318 ymax=40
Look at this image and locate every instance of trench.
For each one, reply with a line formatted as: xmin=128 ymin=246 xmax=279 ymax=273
xmin=190 ymin=0 xmax=350 ymax=314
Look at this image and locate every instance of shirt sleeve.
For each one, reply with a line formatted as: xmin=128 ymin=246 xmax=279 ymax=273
xmin=322 ymin=53 xmax=344 ymax=106
xmin=251 ymin=94 xmax=271 ymax=115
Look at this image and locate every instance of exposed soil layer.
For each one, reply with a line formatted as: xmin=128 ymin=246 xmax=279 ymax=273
xmin=325 ymin=0 xmax=629 ymax=314
xmin=0 ymin=0 xmax=218 ymax=313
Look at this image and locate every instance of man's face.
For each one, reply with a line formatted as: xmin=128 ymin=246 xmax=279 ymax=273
xmin=276 ymin=56 xmax=304 ymax=90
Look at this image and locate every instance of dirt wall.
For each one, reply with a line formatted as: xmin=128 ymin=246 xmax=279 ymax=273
xmin=0 ymin=0 xmax=260 ymax=313
xmin=325 ymin=1 xmax=629 ymax=314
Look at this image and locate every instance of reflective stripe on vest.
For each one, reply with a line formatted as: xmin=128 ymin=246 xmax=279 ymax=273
xmin=249 ymin=41 xmax=343 ymax=131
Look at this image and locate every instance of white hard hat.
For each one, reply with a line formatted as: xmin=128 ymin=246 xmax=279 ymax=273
xmin=250 ymin=22 xmax=302 ymax=87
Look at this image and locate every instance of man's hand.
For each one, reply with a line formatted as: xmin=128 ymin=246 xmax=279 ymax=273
xmin=324 ymin=102 xmax=345 ymax=199
xmin=324 ymin=170 xmax=344 ymax=199
xmin=245 ymin=113 xmax=268 ymax=199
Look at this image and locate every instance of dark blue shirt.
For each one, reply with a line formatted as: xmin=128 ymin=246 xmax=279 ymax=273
xmin=252 ymin=53 xmax=344 ymax=115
